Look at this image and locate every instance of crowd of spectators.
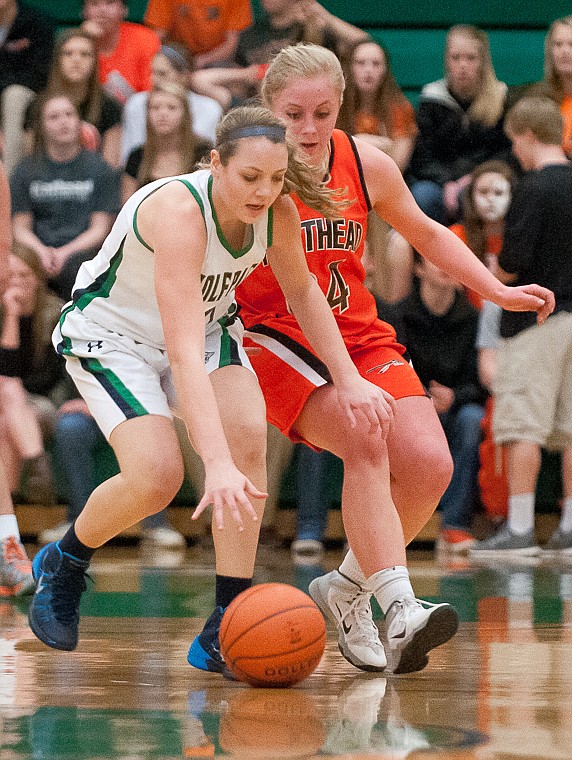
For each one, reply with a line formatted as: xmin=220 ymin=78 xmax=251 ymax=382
xmin=0 ymin=0 xmax=570 ymax=576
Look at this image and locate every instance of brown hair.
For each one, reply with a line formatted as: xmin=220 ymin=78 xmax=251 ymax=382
xmin=137 ymin=82 xmax=198 ymax=186
xmin=32 ymin=93 xmax=81 ymax=155
xmin=504 ymin=95 xmax=564 ymax=144
xmin=46 ymin=28 xmax=103 ymax=127
xmin=204 ymin=105 xmax=348 ymax=219
xmin=446 ymin=25 xmax=507 ymax=126
xmin=337 ymin=38 xmax=410 ymax=136
xmin=461 ymin=160 xmax=516 ymax=263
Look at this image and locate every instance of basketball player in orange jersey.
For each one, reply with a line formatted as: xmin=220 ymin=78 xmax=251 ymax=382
xmin=234 ymin=44 xmax=555 ymax=675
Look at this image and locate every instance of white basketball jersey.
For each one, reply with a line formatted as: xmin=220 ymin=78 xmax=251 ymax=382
xmin=61 ymin=170 xmax=273 ymax=349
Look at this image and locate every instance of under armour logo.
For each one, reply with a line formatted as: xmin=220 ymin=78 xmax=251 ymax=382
xmin=87 ymin=341 xmax=103 ymax=352
xmin=366 ymin=360 xmax=403 ymax=375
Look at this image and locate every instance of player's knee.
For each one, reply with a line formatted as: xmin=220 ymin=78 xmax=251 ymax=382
xmin=416 ymin=445 xmax=453 ymax=500
xmin=226 ymin=419 xmax=267 ymax=467
xmin=129 ymin=455 xmax=185 ymax=506
xmin=341 ymin=427 xmax=387 ymax=468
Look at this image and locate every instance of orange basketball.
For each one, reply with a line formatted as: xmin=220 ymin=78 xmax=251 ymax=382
xmin=220 ymin=583 xmax=326 ymax=687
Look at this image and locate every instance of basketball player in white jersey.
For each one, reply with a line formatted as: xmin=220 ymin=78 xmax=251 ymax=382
xmin=27 ymin=105 xmax=396 ymax=656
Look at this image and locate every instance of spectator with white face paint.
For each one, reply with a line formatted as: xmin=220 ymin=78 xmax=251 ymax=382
xmin=448 ymin=160 xmax=517 ymax=309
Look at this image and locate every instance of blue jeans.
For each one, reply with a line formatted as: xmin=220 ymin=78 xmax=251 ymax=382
xmin=295 ymin=446 xmax=333 ymax=543
xmin=52 ymin=412 xmax=171 ymax=529
xmin=410 ymin=180 xmax=446 ymax=224
xmin=438 ymin=403 xmax=485 ymax=530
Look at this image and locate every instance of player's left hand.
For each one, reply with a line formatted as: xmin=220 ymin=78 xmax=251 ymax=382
xmin=336 ymin=377 xmax=397 ymax=438
xmin=498 ymin=283 xmax=555 ymax=324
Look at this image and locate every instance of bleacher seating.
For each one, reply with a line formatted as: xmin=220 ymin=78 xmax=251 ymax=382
xmin=15 ymin=1 xmax=565 ymax=541
xmin=25 ymin=0 xmax=569 ymax=101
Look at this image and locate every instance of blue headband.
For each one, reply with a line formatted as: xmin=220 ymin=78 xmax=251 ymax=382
xmin=225 ymin=125 xmax=286 ymax=142
xmin=160 ymin=45 xmax=189 ymax=72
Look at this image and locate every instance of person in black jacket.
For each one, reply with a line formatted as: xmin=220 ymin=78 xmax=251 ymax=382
xmin=407 ymin=25 xmax=511 ymax=225
xmin=378 ymin=254 xmax=487 ymax=551
xmin=0 ymin=0 xmax=55 ymax=174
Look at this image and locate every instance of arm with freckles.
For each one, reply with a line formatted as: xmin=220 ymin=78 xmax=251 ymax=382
xmin=136 ymin=183 xmax=265 ymax=528
xmin=355 ymin=138 xmax=555 ymax=322
xmin=266 ymin=195 xmax=395 ymax=435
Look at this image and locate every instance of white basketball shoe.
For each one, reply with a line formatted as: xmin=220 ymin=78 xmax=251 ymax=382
xmin=384 ymin=597 xmax=459 ymax=674
xmin=308 ymin=570 xmax=387 ymax=671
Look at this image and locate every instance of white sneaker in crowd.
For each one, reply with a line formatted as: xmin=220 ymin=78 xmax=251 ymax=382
xmin=141 ymin=526 xmax=186 ymax=549
xmin=38 ymin=522 xmax=72 ymax=545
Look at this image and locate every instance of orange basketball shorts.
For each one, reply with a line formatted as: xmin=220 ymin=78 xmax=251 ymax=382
xmin=244 ymin=318 xmax=426 ymax=445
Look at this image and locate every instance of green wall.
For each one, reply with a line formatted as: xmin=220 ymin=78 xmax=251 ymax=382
xmin=26 ymin=0 xmax=566 ymax=98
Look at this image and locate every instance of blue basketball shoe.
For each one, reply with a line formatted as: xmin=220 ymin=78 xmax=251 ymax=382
xmin=28 ymin=542 xmax=90 ymax=651
xmin=187 ymin=606 xmax=235 ymax=679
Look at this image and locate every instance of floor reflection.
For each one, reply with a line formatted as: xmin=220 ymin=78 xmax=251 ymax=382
xmin=1 ymin=547 xmax=572 ymax=758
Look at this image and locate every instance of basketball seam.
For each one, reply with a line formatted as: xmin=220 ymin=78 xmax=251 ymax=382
xmin=222 ymin=605 xmax=323 ymax=655
xmin=230 ymin=630 xmax=326 ymax=663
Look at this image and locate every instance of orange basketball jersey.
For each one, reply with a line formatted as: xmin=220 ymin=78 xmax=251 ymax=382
xmin=237 ymin=130 xmax=380 ymax=342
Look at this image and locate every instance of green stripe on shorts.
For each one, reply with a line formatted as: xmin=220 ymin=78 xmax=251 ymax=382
xmin=82 ymin=357 xmax=149 ymax=417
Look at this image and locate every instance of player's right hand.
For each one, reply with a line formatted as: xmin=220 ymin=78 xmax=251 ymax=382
xmin=192 ymin=464 xmax=267 ymax=531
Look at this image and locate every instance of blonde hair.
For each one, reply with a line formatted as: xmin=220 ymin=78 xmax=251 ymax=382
xmin=138 ymin=82 xmax=198 ymax=186
xmin=2 ymin=244 xmax=63 ymax=364
xmin=206 ymin=105 xmax=348 ymax=219
xmin=461 ymin=160 xmax=516 ymax=263
xmin=446 ymin=25 xmax=507 ymax=126
xmin=537 ymin=16 xmax=572 ymax=102
xmin=505 ymin=95 xmax=564 ymax=144
xmin=261 ymin=43 xmax=345 ymax=108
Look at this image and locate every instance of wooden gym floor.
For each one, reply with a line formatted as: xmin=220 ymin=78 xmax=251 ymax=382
xmin=2 ymin=542 xmax=572 ymax=759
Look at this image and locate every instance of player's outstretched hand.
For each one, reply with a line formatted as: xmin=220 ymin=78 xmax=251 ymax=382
xmin=336 ymin=376 xmax=396 ymax=438
xmin=498 ymin=284 xmax=555 ymax=324
xmin=192 ymin=463 xmax=267 ymax=531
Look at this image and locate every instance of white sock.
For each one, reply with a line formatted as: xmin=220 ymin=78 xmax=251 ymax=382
xmin=507 ymin=493 xmax=535 ymax=535
xmin=0 ymin=514 xmax=20 ymax=542
xmin=368 ymin=566 xmax=414 ymax=615
xmin=559 ymin=498 xmax=572 ymax=534
xmin=339 ymin=549 xmax=367 ymax=586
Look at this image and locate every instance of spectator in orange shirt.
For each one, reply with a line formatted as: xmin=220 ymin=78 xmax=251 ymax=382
xmin=81 ymin=0 xmax=161 ymax=105
xmin=337 ymin=38 xmax=418 ymax=304
xmin=144 ymin=0 xmax=252 ymax=70
xmin=525 ymin=16 xmax=572 ymax=158
xmin=337 ymin=38 xmax=417 ymax=173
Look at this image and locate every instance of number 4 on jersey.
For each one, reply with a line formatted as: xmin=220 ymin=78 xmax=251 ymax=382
xmin=326 ymin=260 xmax=350 ymax=313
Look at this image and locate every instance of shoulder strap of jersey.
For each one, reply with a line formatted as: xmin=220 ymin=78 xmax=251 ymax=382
xmin=330 ymin=129 xmax=372 ymax=212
